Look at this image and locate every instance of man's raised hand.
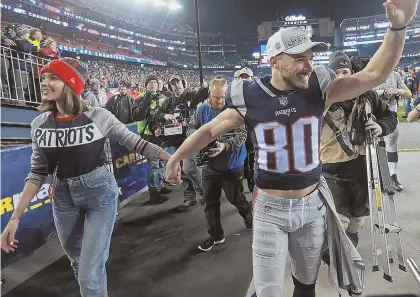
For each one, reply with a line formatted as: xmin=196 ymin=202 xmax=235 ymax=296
xmin=384 ymin=0 xmax=419 ymax=28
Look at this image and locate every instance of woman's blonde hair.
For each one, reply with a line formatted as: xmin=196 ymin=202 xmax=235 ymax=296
xmin=37 ymin=84 xmax=88 ymax=115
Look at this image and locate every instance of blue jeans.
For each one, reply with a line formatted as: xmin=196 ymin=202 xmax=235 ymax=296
xmin=403 ymin=98 xmax=412 ymax=116
xmin=414 ymin=96 xmax=420 ymax=107
xmin=182 ymin=152 xmax=202 ymax=201
xmin=147 ymin=160 xmax=164 ymax=191
xmin=169 ymin=147 xmax=202 ymax=201
xmin=52 ymin=166 xmax=118 ymax=297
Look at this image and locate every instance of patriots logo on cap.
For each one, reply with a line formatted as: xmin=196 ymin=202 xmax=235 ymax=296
xmin=275 ymin=42 xmax=282 ymax=50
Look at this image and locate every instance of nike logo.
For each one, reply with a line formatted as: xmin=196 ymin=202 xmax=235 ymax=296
xmin=317 ymin=203 xmax=325 ymax=211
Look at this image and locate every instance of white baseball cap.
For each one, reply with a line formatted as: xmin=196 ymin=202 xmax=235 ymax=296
xmin=267 ymin=27 xmax=329 ymax=59
xmin=238 ymin=67 xmax=253 ymax=77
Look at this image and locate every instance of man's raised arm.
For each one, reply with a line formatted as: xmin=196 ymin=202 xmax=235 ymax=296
xmin=326 ymin=0 xmax=419 ymax=105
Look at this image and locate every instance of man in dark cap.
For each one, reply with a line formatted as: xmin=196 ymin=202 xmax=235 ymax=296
xmin=321 ymin=52 xmax=398 ymax=261
xmin=153 ymin=74 xmax=209 ymax=211
xmin=132 ymin=74 xmax=171 ymax=204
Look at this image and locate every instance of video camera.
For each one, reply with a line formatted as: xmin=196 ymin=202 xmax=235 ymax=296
xmin=195 ymin=132 xmax=238 ymax=167
xmin=196 ymin=141 xmax=217 ymax=167
xmin=163 ymin=106 xmax=187 ymax=137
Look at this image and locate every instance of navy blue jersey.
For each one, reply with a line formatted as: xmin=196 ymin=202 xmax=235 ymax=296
xmin=226 ymin=65 xmax=335 ymax=190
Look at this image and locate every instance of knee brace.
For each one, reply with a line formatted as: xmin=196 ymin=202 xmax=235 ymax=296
xmin=385 ymin=126 xmax=399 ymax=155
xmin=338 ymin=213 xmax=350 ymax=231
xmin=292 ymin=275 xmax=315 ymax=297
xmin=347 ymin=216 xmax=365 ymax=233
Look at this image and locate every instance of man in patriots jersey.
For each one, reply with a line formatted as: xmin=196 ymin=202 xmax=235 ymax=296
xmin=165 ymin=2 xmax=417 ymax=296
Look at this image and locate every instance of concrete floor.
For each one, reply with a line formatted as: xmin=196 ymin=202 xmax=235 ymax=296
xmin=2 ymin=123 xmax=420 ymax=297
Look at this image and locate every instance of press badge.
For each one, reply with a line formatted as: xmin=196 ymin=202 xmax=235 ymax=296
xmin=164 ymin=123 xmax=183 ymax=136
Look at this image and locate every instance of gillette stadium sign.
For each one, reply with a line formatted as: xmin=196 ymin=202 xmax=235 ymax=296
xmin=285 ymin=15 xmax=307 ymax=25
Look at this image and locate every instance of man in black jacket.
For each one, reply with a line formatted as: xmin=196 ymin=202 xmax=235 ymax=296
xmin=132 ymin=74 xmax=171 ymax=204
xmin=321 ymin=53 xmax=398 ymax=258
xmin=105 ymin=85 xmax=133 ymax=124
xmin=153 ymin=74 xmax=209 ymax=211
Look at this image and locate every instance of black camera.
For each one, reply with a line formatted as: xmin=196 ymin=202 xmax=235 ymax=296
xmin=196 ymin=141 xmax=217 ymax=166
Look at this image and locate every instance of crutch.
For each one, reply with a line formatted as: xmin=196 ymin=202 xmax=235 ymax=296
xmin=375 ymin=138 xmax=406 ymax=274
xmin=365 ymin=128 xmax=406 ymax=282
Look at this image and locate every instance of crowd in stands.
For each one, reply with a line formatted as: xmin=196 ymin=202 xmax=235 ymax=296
xmin=14 ymin=0 xmax=243 ymax=68
xmin=84 ymin=60 xmax=210 ymax=95
xmin=0 ymin=22 xmax=235 ymax=105
xmin=3 ymin=18 xmax=419 ymax=108
xmin=1 ymin=23 xmax=63 ymax=103
xmin=45 ymin=0 xmax=194 ymax=35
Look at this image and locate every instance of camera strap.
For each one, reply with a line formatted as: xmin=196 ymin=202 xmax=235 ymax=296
xmin=324 ymin=113 xmax=355 ymax=157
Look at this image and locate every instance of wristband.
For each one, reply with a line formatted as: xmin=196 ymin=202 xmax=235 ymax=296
xmin=389 ymin=24 xmax=408 ymax=32
xmin=415 ymin=105 xmax=420 ymax=113
xmin=10 ymin=217 xmax=21 ymax=221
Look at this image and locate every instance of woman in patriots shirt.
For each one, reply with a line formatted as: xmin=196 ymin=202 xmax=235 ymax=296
xmin=0 ymin=58 xmax=176 ymax=297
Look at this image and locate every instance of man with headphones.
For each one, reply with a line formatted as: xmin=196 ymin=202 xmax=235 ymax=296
xmin=153 ymin=74 xmax=209 ymax=211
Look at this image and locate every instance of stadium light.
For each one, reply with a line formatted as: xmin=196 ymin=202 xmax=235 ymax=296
xmin=168 ymin=1 xmax=182 ymax=10
xmin=154 ymin=0 xmax=167 ymax=7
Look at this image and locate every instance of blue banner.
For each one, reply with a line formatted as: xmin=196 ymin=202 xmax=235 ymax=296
xmin=1 ymin=123 xmax=150 ymax=268
xmin=109 ymin=124 xmax=149 ymax=200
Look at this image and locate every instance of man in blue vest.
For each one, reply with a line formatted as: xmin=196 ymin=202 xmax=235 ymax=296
xmin=187 ymin=77 xmax=253 ymax=252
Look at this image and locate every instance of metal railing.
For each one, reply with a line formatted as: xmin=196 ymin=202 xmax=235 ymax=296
xmin=1 ymin=45 xmax=51 ymax=105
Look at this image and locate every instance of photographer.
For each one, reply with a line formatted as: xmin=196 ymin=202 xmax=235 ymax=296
xmin=320 ymin=53 xmax=398 ymax=263
xmin=187 ymin=77 xmax=253 ymax=252
xmin=132 ymin=74 xmax=171 ymax=204
xmin=152 ymin=74 xmax=209 ymax=211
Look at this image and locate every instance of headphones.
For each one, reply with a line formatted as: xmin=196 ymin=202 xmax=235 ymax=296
xmin=168 ymin=74 xmax=187 ymax=91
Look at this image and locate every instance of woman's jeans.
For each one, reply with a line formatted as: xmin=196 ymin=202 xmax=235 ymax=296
xmin=252 ymin=187 xmax=327 ymax=297
xmin=53 ymin=166 xmax=118 ymax=297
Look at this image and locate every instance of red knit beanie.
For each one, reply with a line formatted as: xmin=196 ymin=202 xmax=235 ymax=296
xmin=40 ymin=58 xmax=88 ymax=96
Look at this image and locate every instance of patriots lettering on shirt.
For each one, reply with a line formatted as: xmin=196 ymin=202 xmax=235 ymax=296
xmin=226 ymin=65 xmax=335 ymax=190
xmin=35 ymin=124 xmax=102 ymax=148
xmin=26 ymin=107 xmax=163 ymax=189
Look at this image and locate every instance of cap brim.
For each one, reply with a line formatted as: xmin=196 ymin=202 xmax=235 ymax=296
xmin=284 ymin=42 xmax=329 ymax=55
xmin=169 ymin=75 xmax=182 ymax=82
